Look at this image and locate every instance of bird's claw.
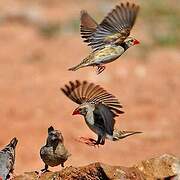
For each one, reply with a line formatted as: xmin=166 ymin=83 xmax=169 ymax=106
xmin=96 ymin=65 xmax=105 ymax=75
xmin=35 ymin=169 xmax=50 ymax=178
xmin=75 ymin=137 xmax=100 ymax=147
xmin=7 ymin=172 xmax=15 ymax=180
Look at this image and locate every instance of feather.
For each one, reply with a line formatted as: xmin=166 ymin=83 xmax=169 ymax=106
xmin=80 ymin=10 xmax=98 ymax=43
xmin=0 ymin=138 xmax=18 ymax=179
xmin=61 ymin=80 xmax=124 ymax=116
xmin=82 ymin=2 xmax=139 ymax=51
xmin=94 ymin=104 xmax=116 ymax=136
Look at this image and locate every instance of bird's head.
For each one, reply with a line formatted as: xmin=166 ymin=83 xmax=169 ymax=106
xmin=72 ymin=103 xmax=94 ymax=116
xmin=9 ymin=137 xmax=18 ymax=149
xmin=125 ymin=37 xmax=140 ymax=47
xmin=47 ymin=126 xmax=64 ymax=145
xmin=5 ymin=137 xmax=18 ymax=156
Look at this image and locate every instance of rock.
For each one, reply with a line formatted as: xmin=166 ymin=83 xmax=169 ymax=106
xmin=101 ymin=164 xmax=145 ymax=179
xmin=13 ymin=154 xmax=180 ymax=180
xmin=135 ymin=154 xmax=180 ymax=180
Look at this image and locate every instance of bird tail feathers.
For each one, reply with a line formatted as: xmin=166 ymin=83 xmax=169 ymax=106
xmin=112 ymin=129 xmax=142 ymax=141
xmin=68 ymin=62 xmax=85 ymax=71
xmin=68 ymin=56 xmax=90 ymax=71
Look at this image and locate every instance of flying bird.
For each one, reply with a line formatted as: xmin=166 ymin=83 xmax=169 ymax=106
xmin=61 ymin=80 xmax=142 ymax=146
xmin=69 ymin=2 xmax=140 ymax=74
xmin=40 ymin=126 xmax=71 ymax=173
xmin=0 ymin=137 xmax=18 ymax=180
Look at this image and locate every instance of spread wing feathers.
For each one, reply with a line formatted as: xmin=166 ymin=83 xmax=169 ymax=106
xmin=61 ymin=80 xmax=124 ymax=115
xmin=95 ymin=104 xmax=116 ymax=135
xmin=87 ymin=2 xmax=139 ymax=51
xmin=80 ymin=10 xmax=98 ymax=43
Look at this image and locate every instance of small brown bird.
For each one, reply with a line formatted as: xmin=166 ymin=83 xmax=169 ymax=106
xmin=40 ymin=126 xmax=71 ymax=173
xmin=0 ymin=137 xmax=18 ymax=180
xmin=61 ymin=80 xmax=141 ymax=146
xmin=69 ymin=2 xmax=140 ymax=74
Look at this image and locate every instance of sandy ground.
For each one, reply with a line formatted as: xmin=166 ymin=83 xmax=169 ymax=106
xmin=0 ymin=0 xmax=179 ymax=174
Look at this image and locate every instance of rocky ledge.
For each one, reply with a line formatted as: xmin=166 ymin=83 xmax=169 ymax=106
xmin=13 ymin=154 xmax=180 ymax=180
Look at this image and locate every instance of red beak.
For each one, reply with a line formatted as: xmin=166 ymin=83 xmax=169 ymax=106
xmin=133 ymin=39 xmax=140 ymax=45
xmin=72 ymin=108 xmax=80 ymax=115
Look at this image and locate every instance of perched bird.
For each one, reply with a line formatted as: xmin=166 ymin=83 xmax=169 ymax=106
xmin=69 ymin=2 xmax=140 ymax=74
xmin=0 ymin=137 xmax=18 ymax=180
xmin=61 ymin=80 xmax=142 ymax=146
xmin=40 ymin=126 xmax=71 ymax=173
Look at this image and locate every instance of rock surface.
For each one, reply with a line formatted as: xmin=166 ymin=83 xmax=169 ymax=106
xmin=13 ymin=154 xmax=180 ymax=180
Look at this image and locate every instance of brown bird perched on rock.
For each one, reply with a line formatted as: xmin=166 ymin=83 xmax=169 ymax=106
xmin=61 ymin=80 xmax=142 ymax=146
xmin=0 ymin=137 xmax=18 ymax=180
xmin=40 ymin=126 xmax=71 ymax=173
xmin=68 ymin=2 xmax=140 ymax=74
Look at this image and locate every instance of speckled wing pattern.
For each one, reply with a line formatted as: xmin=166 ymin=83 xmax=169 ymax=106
xmin=61 ymin=80 xmax=124 ymax=116
xmin=83 ymin=2 xmax=139 ymax=51
xmin=80 ymin=10 xmax=98 ymax=43
xmin=0 ymin=138 xmax=17 ymax=179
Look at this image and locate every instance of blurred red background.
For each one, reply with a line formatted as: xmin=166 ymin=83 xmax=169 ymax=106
xmin=0 ymin=0 xmax=179 ymax=174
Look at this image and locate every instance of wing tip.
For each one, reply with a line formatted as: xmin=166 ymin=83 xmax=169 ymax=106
xmin=117 ymin=1 xmax=140 ymax=11
xmin=80 ymin=10 xmax=88 ymax=18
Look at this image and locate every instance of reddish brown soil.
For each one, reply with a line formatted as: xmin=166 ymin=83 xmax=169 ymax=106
xmin=0 ymin=0 xmax=180 ymax=175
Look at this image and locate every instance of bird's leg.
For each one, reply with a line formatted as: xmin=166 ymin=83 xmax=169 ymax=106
xmin=96 ymin=135 xmax=105 ymax=145
xmin=36 ymin=164 xmax=49 ymax=177
xmin=100 ymin=139 xmax=105 ymax=145
xmin=97 ymin=135 xmax=105 ymax=145
xmin=76 ymin=137 xmax=98 ymax=146
xmin=7 ymin=174 xmax=14 ymax=180
xmin=7 ymin=168 xmax=15 ymax=180
xmin=95 ymin=135 xmax=101 ymax=145
xmin=41 ymin=164 xmax=49 ymax=173
xmin=61 ymin=163 xmax=64 ymax=167
xmin=96 ymin=65 xmax=105 ymax=75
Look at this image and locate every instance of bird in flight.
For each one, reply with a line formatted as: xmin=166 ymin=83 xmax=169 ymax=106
xmin=69 ymin=2 xmax=140 ymax=74
xmin=61 ymin=80 xmax=142 ymax=146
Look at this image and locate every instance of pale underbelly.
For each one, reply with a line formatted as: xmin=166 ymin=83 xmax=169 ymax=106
xmin=95 ymin=54 xmax=121 ymax=65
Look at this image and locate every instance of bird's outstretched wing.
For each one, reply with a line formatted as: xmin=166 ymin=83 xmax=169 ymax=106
xmin=61 ymin=80 xmax=124 ymax=116
xmin=85 ymin=2 xmax=139 ymax=51
xmin=80 ymin=10 xmax=98 ymax=43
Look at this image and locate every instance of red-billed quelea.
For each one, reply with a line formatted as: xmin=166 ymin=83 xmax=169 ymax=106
xmin=68 ymin=2 xmax=140 ymax=74
xmin=61 ymin=80 xmax=142 ymax=146
xmin=40 ymin=126 xmax=71 ymax=173
xmin=0 ymin=138 xmax=18 ymax=180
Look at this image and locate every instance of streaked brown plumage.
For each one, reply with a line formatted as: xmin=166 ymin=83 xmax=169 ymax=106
xmin=40 ymin=126 xmax=71 ymax=173
xmin=81 ymin=2 xmax=139 ymax=49
xmin=61 ymin=80 xmax=141 ymax=146
xmin=0 ymin=138 xmax=18 ymax=180
xmin=69 ymin=2 xmax=140 ymax=74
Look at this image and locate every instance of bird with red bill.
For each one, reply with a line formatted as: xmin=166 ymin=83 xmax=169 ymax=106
xmin=61 ymin=80 xmax=142 ymax=146
xmin=69 ymin=2 xmax=140 ymax=74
